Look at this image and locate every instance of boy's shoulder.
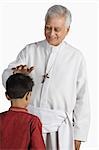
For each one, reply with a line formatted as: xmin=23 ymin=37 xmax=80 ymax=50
xmin=0 ymin=110 xmax=42 ymax=128
xmin=27 ymin=113 xmax=41 ymax=123
xmin=0 ymin=111 xmax=9 ymax=116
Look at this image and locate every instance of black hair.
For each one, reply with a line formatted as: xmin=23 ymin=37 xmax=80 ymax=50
xmin=6 ymin=73 xmax=34 ymax=99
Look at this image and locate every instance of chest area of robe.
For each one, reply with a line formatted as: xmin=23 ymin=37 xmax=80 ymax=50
xmin=27 ymin=42 xmax=81 ymax=87
xmin=26 ymin=42 xmax=81 ymax=111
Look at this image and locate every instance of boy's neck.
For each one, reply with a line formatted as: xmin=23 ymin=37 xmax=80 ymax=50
xmin=9 ymin=106 xmax=28 ymax=112
xmin=11 ymin=98 xmax=27 ymax=109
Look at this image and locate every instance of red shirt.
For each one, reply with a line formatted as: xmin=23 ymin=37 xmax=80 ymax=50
xmin=0 ymin=107 xmax=45 ymax=150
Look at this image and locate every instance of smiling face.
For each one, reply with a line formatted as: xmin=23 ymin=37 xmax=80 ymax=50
xmin=44 ymin=16 xmax=69 ymax=46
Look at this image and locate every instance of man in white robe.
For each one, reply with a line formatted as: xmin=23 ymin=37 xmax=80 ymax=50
xmin=2 ymin=5 xmax=90 ymax=150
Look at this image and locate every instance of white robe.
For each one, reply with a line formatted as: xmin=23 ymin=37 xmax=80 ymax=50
xmin=2 ymin=40 xmax=90 ymax=149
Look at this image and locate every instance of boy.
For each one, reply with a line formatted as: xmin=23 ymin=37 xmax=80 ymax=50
xmin=0 ymin=73 xmax=45 ymax=150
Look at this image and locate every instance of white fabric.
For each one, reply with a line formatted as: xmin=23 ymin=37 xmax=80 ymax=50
xmin=2 ymin=40 xmax=90 ymax=144
xmin=28 ymin=105 xmax=74 ymax=150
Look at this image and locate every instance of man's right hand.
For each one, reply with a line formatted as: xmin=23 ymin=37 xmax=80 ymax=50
xmin=74 ymin=140 xmax=81 ymax=150
xmin=12 ymin=65 xmax=34 ymax=75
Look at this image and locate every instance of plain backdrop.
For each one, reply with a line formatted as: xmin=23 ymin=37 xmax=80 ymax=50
xmin=0 ymin=0 xmax=99 ymax=150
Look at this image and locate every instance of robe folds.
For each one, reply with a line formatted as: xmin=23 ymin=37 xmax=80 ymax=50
xmin=2 ymin=40 xmax=90 ymax=150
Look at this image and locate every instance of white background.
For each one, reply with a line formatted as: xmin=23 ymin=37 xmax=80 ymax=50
xmin=0 ymin=0 xmax=99 ymax=150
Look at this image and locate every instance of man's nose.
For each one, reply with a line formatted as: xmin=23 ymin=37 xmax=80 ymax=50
xmin=50 ymin=29 xmax=55 ymax=36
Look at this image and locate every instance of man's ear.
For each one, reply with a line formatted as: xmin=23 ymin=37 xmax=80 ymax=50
xmin=5 ymin=92 xmax=11 ymax=100
xmin=67 ymin=27 xmax=70 ymax=32
xmin=66 ymin=26 xmax=70 ymax=33
xmin=65 ymin=26 xmax=70 ymax=36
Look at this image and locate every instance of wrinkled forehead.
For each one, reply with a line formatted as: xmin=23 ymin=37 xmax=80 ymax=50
xmin=45 ymin=16 xmax=66 ymax=27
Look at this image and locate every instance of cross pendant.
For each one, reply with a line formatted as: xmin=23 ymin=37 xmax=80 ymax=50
xmin=41 ymin=73 xmax=49 ymax=83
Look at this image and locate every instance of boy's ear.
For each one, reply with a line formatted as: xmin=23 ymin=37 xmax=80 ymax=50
xmin=25 ymin=92 xmax=31 ymax=101
xmin=5 ymin=92 xmax=11 ymax=100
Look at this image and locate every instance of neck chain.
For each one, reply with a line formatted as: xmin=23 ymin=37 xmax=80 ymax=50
xmin=41 ymin=46 xmax=61 ymax=84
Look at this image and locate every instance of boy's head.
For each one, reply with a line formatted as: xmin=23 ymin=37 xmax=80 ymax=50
xmin=6 ymin=73 xmax=34 ymax=107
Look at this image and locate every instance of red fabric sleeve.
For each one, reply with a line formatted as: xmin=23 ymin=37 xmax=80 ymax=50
xmin=30 ymin=117 xmax=46 ymax=150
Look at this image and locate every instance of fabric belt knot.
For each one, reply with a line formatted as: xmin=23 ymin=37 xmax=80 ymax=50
xmin=28 ymin=105 xmax=74 ymax=150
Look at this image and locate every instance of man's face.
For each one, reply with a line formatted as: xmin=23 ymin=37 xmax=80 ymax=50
xmin=44 ymin=16 xmax=69 ymax=46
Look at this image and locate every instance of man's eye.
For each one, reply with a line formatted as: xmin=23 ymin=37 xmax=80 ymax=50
xmin=55 ymin=28 xmax=60 ymax=32
xmin=45 ymin=27 xmax=51 ymax=31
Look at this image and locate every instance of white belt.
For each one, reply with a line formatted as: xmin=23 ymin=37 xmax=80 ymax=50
xmin=28 ymin=105 xmax=74 ymax=150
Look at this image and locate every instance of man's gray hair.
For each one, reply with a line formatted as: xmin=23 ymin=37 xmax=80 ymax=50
xmin=45 ymin=5 xmax=72 ymax=28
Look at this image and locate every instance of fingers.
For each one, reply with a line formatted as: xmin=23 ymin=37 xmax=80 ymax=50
xmin=12 ymin=65 xmax=34 ymax=74
xmin=12 ymin=65 xmax=27 ymax=70
xmin=74 ymin=140 xmax=81 ymax=150
xmin=28 ymin=66 xmax=34 ymax=73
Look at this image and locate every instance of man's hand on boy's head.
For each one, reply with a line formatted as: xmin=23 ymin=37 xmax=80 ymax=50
xmin=12 ymin=65 xmax=34 ymax=75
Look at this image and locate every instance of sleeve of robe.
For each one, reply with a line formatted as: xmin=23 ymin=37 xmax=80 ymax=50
xmin=2 ymin=46 xmax=27 ymax=88
xmin=30 ymin=117 xmax=46 ymax=150
xmin=73 ymin=55 xmax=90 ymax=141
